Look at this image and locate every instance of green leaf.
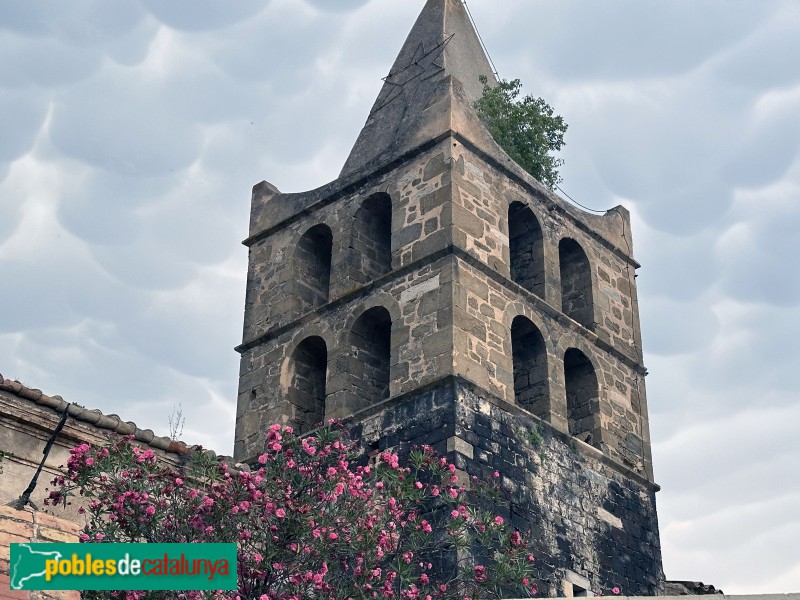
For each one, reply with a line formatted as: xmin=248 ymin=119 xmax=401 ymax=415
xmin=474 ymin=76 xmax=567 ymax=189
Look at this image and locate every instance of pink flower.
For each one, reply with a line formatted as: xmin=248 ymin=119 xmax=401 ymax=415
xmin=85 ymin=458 xmax=95 ymax=466
xmin=145 ymin=506 xmax=155 ymax=515
xmin=612 ymin=587 xmax=621 ymax=595
xmin=493 ymin=471 xmax=499 ymax=478
xmin=275 ymin=508 xmax=286 ymax=518
xmin=493 ymin=516 xmax=504 ymax=525
xmin=175 ymin=478 xmax=183 ymax=485
xmin=258 ymin=453 xmax=268 ymax=464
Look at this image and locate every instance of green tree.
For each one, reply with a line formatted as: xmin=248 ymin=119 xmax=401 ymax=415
xmin=48 ymin=423 xmax=538 ymax=599
xmin=474 ymin=76 xmax=567 ymax=189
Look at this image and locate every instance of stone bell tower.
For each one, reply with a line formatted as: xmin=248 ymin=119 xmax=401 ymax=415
xmin=235 ymin=0 xmax=664 ymax=595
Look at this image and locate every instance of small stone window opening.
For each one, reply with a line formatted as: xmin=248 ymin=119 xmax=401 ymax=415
xmin=509 ymin=202 xmax=545 ymax=298
xmin=353 ymin=193 xmax=392 ymax=285
xmin=568 ymin=582 xmax=591 ymax=597
xmin=286 ymin=336 xmax=328 ymax=433
xmin=293 ymin=224 xmax=333 ymax=314
xmin=559 ymin=238 xmax=594 ymax=330
xmin=564 ymin=348 xmax=601 ymax=447
xmin=563 ymin=570 xmax=593 ymax=597
xmin=348 ymin=306 xmax=392 ymax=410
xmin=511 ymin=316 xmax=549 ymax=418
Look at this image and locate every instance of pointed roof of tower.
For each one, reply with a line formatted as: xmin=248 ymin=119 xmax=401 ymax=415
xmin=340 ymin=0 xmax=498 ymax=176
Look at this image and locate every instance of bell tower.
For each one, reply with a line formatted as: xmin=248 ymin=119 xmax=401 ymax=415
xmin=235 ymin=0 xmax=664 ymax=594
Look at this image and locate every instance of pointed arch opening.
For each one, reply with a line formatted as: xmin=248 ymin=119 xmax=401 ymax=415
xmin=353 ymin=193 xmax=392 ymax=284
xmin=511 ymin=316 xmax=549 ymax=418
xmin=509 ymin=202 xmax=545 ymax=299
xmin=559 ymin=238 xmax=594 ymax=330
xmin=564 ymin=348 xmax=600 ymax=446
xmin=286 ymin=336 xmax=328 ymax=433
xmin=348 ymin=306 xmax=392 ymax=408
xmin=293 ymin=224 xmax=333 ymax=313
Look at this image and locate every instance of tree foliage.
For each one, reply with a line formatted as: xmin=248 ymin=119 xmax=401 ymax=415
xmin=48 ymin=423 xmax=537 ymax=600
xmin=474 ymin=76 xmax=567 ymax=189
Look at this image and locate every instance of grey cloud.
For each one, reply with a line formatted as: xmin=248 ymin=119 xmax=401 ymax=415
xmin=636 ymin=230 xmax=719 ymax=302
xmin=302 ymin=0 xmax=371 ymax=13
xmin=147 ymin=194 xmax=244 ymax=267
xmin=102 ymin=19 xmax=158 ymax=68
xmin=637 ymin=179 xmax=733 ymax=237
xmin=715 ymin=7 xmax=800 ymax=91
xmin=116 ymin=290 xmax=243 ymax=379
xmin=331 ymin=2 xmax=417 ymax=73
xmin=654 ymin=408 xmax=800 ymax=506
xmin=716 ymin=214 xmax=800 ymax=306
xmin=49 ymin=72 xmax=203 ymax=177
xmin=0 ymin=326 xmax=235 ymax=449
xmin=559 ymin=86 xmax=740 ymax=234
xmin=659 ymin=306 xmax=800 ymax=409
xmin=140 ymin=0 xmax=271 ymax=32
xmin=556 ymin=151 xmax=616 ymax=214
xmin=0 ymin=163 xmax=11 ymax=206
xmin=640 ymin=297 xmax=719 ymax=356
xmin=90 ymin=237 xmax=197 ymax=291
xmin=152 ymin=65 xmax=258 ymax=125
xmin=706 ymin=306 xmax=800 ymax=394
xmin=0 ymin=91 xmax=47 ymax=161
xmin=56 ymin=171 xmax=174 ymax=246
xmin=0 ymin=0 xmax=145 ymax=43
xmin=0 ymin=35 xmax=102 ymax=88
xmin=203 ymin=5 xmax=338 ymax=87
xmin=722 ymin=103 xmax=800 ymax=189
xmin=0 ymin=253 xmax=100 ymax=334
xmin=473 ymin=0 xmax=772 ymax=81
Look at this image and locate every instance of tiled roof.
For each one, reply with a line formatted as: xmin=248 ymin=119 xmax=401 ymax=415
xmin=0 ymin=374 xmax=190 ymax=455
xmin=665 ymin=580 xmax=724 ymax=595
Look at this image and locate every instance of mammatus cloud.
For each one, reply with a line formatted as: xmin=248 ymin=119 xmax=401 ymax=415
xmin=0 ymin=0 xmax=798 ymax=593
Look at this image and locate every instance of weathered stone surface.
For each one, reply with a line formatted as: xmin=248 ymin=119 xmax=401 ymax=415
xmin=236 ymin=0 xmax=661 ymax=594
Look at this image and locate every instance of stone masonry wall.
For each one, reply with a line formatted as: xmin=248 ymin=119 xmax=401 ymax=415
xmin=240 ymin=143 xmax=454 ymax=345
xmin=238 ymin=137 xmax=654 ymax=477
xmin=346 ymin=378 xmax=664 ymax=597
xmin=236 ymin=253 xmax=455 ymax=461
xmin=450 ymin=142 xmax=644 ymax=362
xmin=0 ymin=505 xmax=80 ymax=600
xmin=451 ymin=258 xmax=651 ymax=474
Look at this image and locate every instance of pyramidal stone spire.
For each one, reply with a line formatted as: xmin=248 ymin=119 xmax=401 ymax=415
xmin=340 ymin=0 xmax=499 ymax=176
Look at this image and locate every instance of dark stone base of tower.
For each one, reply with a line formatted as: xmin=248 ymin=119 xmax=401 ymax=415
xmin=235 ymin=0 xmax=666 ymax=595
xmin=347 ymin=376 xmax=664 ymax=597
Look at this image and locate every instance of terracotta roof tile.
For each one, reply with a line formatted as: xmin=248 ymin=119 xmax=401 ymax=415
xmin=0 ymin=373 xmax=190 ymax=456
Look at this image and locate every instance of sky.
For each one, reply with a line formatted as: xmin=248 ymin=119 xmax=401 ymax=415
xmin=1 ymin=0 xmax=798 ymax=594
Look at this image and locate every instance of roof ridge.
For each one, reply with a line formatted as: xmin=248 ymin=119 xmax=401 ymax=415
xmin=340 ymin=0 xmax=497 ymax=176
xmin=0 ymin=373 xmax=191 ymax=455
